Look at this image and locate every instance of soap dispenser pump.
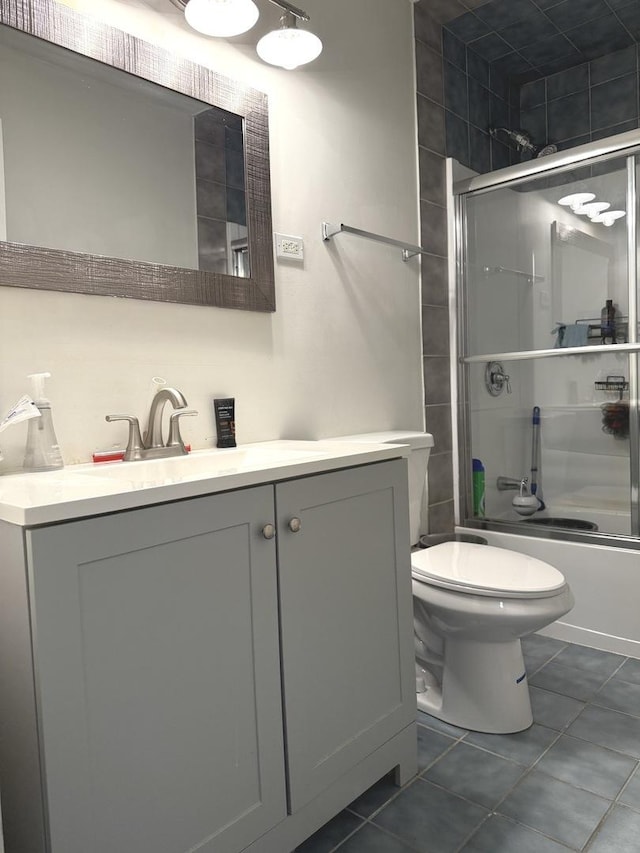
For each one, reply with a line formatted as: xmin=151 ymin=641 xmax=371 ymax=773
xmin=23 ymin=372 xmax=64 ymax=471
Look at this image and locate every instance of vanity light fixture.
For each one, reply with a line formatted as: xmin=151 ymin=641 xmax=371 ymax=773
xmin=581 ymin=201 xmax=610 ymax=218
xmin=256 ymin=0 xmax=322 ymax=70
xmin=558 ymin=192 xmax=595 ymax=212
xmin=172 ymin=0 xmax=259 ymax=37
xmin=591 ymin=210 xmax=626 ymax=227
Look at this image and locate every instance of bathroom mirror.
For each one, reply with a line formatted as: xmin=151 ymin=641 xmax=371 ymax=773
xmin=0 ymin=0 xmax=275 ymax=311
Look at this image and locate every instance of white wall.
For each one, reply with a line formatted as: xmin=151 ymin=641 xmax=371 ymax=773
xmin=0 ymin=0 xmax=423 ymax=469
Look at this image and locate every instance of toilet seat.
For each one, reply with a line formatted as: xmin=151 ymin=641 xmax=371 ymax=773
xmin=411 ymin=542 xmax=567 ymax=599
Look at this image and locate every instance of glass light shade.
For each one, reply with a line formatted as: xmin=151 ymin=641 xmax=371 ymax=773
xmin=558 ymin=192 xmax=595 ymax=211
xmin=256 ymin=26 xmax=322 ymax=70
xmin=184 ymin=0 xmax=259 ymax=37
xmin=591 ymin=210 xmax=626 ymax=226
xmin=581 ymin=201 xmax=610 ymax=218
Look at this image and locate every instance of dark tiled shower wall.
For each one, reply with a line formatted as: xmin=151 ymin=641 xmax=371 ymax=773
xmin=415 ymin=2 xmax=456 ymax=534
xmin=442 ymin=27 xmax=521 ymax=174
xmin=520 ymin=44 xmax=640 ymax=152
xmin=194 ymin=108 xmax=246 ymax=273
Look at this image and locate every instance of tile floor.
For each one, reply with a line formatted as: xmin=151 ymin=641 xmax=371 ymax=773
xmin=295 ymin=634 xmax=640 ymax=853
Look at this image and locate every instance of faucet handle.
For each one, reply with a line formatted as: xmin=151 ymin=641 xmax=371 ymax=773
xmin=105 ymin=414 xmax=144 ymax=461
xmin=167 ymin=409 xmax=198 ymax=452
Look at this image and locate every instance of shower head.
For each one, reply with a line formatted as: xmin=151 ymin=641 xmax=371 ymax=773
xmin=489 ymin=127 xmax=536 ymax=153
xmin=489 ymin=127 xmax=558 ymax=159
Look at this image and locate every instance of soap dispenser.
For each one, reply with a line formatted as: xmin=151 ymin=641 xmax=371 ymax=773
xmin=24 ymin=372 xmax=64 ymax=471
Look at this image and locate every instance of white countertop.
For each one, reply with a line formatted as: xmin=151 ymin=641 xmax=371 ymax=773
xmin=0 ymin=440 xmax=407 ymax=526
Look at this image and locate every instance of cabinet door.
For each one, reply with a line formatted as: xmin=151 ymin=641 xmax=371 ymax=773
xmin=276 ymin=460 xmax=414 ymax=812
xmin=26 ymin=486 xmax=286 ymax=853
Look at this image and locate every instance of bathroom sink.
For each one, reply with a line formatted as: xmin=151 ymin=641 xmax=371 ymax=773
xmin=79 ymin=443 xmax=332 ymax=485
xmin=0 ymin=439 xmax=405 ymax=526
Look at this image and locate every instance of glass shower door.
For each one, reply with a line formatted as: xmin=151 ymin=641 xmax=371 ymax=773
xmin=458 ymin=150 xmax=636 ymax=538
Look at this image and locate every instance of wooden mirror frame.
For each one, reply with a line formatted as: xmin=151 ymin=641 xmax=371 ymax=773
xmin=0 ymin=0 xmax=275 ymax=312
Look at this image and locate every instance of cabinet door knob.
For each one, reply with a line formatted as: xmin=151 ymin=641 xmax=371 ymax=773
xmin=288 ymin=517 xmax=302 ymax=533
xmin=262 ymin=523 xmax=276 ymax=540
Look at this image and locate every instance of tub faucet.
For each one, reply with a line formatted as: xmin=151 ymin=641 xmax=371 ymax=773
xmin=497 ymin=475 xmax=529 ymax=492
xmin=106 ymin=387 xmax=197 ymax=461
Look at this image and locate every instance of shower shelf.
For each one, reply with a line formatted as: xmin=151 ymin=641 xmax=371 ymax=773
xmin=482 ymin=265 xmax=544 ymax=283
xmin=321 ymin=222 xmax=427 ymax=261
xmin=595 ymin=375 xmax=629 ymax=396
xmin=576 ymin=317 xmax=630 ymax=342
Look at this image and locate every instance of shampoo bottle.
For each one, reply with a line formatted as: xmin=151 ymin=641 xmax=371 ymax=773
xmin=24 ymin=372 xmax=64 ymax=471
xmin=472 ymin=458 xmax=485 ymax=517
xmin=601 ymin=299 xmax=617 ymax=344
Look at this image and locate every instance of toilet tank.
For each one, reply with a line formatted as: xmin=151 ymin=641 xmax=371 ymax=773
xmin=328 ymin=431 xmax=434 ymax=545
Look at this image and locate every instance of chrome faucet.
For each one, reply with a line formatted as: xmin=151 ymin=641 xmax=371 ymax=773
xmin=106 ymin=387 xmax=197 ymax=461
xmin=145 ymin=387 xmax=188 ymax=448
xmin=496 ymin=475 xmax=529 ymax=493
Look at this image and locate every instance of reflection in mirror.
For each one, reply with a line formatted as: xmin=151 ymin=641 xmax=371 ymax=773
xmin=551 ymin=221 xmax=616 ymax=346
xmin=1 ymin=26 xmax=248 ymax=277
xmin=0 ymin=0 xmax=274 ymax=311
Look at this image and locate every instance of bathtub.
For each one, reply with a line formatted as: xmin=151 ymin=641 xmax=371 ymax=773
xmin=499 ymin=484 xmax=631 ymax=537
xmin=458 ymin=524 xmax=640 ymax=660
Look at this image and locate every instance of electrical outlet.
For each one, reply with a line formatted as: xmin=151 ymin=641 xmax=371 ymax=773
xmin=275 ymin=233 xmax=304 ymax=261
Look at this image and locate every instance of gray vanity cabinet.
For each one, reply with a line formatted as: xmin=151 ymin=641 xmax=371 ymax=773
xmin=276 ymin=461 xmax=414 ymax=813
xmin=1 ymin=458 xmax=415 ymax=853
xmin=25 ymin=485 xmax=287 ymax=853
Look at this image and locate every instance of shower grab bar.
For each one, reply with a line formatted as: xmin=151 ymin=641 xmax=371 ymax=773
xmin=321 ymin=222 xmax=426 ymax=261
xmin=463 ymin=342 xmax=640 ymax=364
xmin=482 ymin=265 xmax=544 ymax=283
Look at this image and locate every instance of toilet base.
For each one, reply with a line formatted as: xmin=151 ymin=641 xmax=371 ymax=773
xmin=417 ymin=636 xmax=533 ymax=734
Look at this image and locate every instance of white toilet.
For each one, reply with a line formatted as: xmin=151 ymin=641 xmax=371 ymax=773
xmin=332 ymin=430 xmax=574 ymax=734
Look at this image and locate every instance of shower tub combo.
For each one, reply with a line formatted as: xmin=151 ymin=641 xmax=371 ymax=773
xmin=450 ymin=129 xmax=640 ymax=659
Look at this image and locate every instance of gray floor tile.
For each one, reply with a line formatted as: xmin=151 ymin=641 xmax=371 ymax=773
xmin=461 ymin=814 xmax=575 ymax=853
xmin=536 ymin=734 xmax=636 ymax=799
xmin=619 ymin=765 xmax=640 ymax=812
xmin=568 ymin=705 xmax=640 ymax=759
xmin=336 ymin=822 xmax=418 ymax=853
xmin=498 ymin=770 xmax=610 ymax=849
xmin=417 ymin=709 xmax=468 ymax=738
xmin=295 ymin=810 xmax=363 ymax=852
xmin=593 ymin=676 xmax=640 ymax=719
xmin=464 ymin=723 xmax=559 ymax=767
xmin=522 ymin=634 xmax=568 ymax=658
xmin=552 ymin=644 xmax=625 ymax=680
xmin=524 ymin=647 xmax=560 ymax=677
xmin=347 ymin=773 xmax=401 ymax=818
xmin=530 ymin=686 xmax=585 ymax=731
xmin=372 ymin=778 xmax=488 ymax=853
xmin=587 ymin=804 xmax=640 ymax=853
xmin=424 ymin=741 xmax=525 ymax=808
xmin=522 ymin=632 xmax=567 ymax=676
xmin=417 ymin=725 xmax=454 ymax=772
xmin=616 ymin=658 xmax=640 ymax=686
xmin=530 ymin=660 xmax=613 ymax=701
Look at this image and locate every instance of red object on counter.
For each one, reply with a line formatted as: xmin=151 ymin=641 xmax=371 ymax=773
xmin=92 ymin=445 xmax=192 ymax=464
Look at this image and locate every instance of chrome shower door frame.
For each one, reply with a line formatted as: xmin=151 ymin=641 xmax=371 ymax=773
xmin=451 ymin=129 xmax=640 ymax=546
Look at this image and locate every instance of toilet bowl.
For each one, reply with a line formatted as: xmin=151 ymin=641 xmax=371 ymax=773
xmin=328 ymin=430 xmax=574 ymax=734
xmin=412 ymin=541 xmax=574 ymax=733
